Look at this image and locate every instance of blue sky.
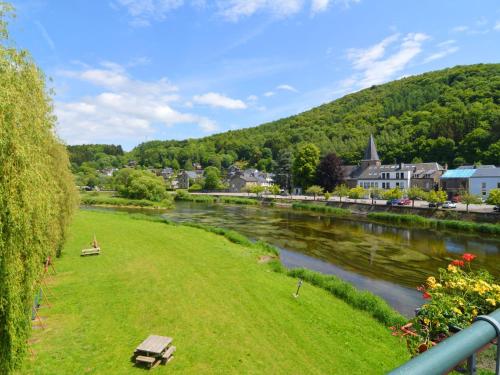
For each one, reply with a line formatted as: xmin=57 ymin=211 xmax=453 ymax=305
xmin=8 ymin=0 xmax=500 ymax=150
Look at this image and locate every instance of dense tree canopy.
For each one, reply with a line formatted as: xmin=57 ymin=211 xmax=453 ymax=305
xmin=316 ymin=152 xmax=344 ymax=192
xmin=113 ymin=169 xmax=167 ymax=201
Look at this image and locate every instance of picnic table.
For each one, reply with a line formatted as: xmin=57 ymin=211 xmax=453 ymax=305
xmin=133 ymin=335 xmax=175 ymax=369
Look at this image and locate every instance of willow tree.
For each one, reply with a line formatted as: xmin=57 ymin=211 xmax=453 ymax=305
xmin=0 ymin=4 xmax=78 ymax=372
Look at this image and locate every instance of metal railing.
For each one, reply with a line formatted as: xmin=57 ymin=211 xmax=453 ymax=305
xmin=389 ymin=308 xmax=500 ymax=375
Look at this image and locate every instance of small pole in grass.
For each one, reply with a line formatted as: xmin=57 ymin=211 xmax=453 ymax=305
xmin=293 ymin=279 xmax=303 ymax=298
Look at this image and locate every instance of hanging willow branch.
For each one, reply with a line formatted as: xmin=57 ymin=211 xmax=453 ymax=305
xmin=0 ymin=3 xmax=78 ymax=373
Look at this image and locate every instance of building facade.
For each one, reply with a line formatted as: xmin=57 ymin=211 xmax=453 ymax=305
xmin=343 ymin=135 xmax=445 ymax=191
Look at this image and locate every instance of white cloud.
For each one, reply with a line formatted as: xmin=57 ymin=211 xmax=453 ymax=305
xmin=55 ymin=62 xmax=217 ymax=144
xmin=276 ymin=84 xmax=298 ymax=92
xmin=494 ymin=21 xmax=500 ymax=31
xmin=311 ymin=0 xmax=330 ymax=13
xmin=346 ymin=32 xmax=429 ymax=88
xmin=217 ymin=0 xmax=359 ymax=21
xmin=452 ymin=25 xmax=469 ymax=33
xmin=114 ymin=0 xmax=185 ymax=26
xmin=310 ymin=0 xmax=358 ymax=14
xmin=247 ymin=94 xmax=258 ymax=101
xmin=423 ymin=40 xmax=459 ymax=63
xmin=113 ymin=0 xmax=359 ymax=24
xmin=193 ymin=92 xmax=247 ymax=109
xmin=264 ymin=91 xmax=275 ymax=97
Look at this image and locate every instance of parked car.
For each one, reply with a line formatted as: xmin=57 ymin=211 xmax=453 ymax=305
xmin=386 ymin=199 xmax=400 ymax=206
xmin=442 ymin=201 xmax=457 ymax=209
xmin=398 ymin=198 xmax=411 ymax=206
xmin=494 ymin=206 xmax=500 ymax=212
xmin=428 ymin=202 xmax=443 ymax=208
xmin=451 ymin=195 xmax=461 ymax=203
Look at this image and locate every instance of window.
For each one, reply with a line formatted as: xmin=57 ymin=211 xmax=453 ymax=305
xmin=401 ymin=172 xmax=405 ymax=178
xmin=382 ymin=183 xmax=385 ymax=189
xmin=498 ymin=183 xmax=500 ymax=188
xmin=386 ymin=182 xmax=390 ymax=189
xmin=482 ymin=191 xmax=487 ymax=196
xmin=375 ymin=182 xmax=379 ymax=187
xmin=396 ymin=182 xmax=400 ymax=187
xmin=482 ymin=182 xmax=487 ymax=189
xmin=381 ymin=173 xmax=385 ymax=179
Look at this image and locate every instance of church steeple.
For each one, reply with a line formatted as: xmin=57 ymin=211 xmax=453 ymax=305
xmin=360 ymin=134 xmax=381 ymax=169
xmin=364 ymin=134 xmax=380 ymax=161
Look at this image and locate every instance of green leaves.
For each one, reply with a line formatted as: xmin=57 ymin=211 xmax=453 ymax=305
xmin=0 ymin=7 xmax=77 ymax=372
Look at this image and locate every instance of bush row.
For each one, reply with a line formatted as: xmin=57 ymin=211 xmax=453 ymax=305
xmin=219 ymin=196 xmax=259 ymax=205
xmin=80 ymin=194 xmax=172 ymax=208
xmin=367 ymin=212 xmax=500 ymax=235
xmin=292 ymin=203 xmax=351 ymax=217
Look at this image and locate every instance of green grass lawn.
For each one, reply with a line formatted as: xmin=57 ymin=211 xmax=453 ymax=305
xmin=19 ymin=210 xmax=408 ymax=374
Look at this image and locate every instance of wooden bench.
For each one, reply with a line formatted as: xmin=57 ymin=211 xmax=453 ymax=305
xmin=161 ymin=346 xmax=176 ymax=364
xmin=81 ymin=247 xmax=100 ymax=256
xmin=135 ymin=355 xmax=157 ymax=368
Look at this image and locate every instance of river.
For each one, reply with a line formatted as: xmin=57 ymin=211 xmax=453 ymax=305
xmin=88 ymin=202 xmax=500 ymax=317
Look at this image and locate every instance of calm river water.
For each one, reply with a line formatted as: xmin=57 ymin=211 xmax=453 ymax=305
xmin=90 ymin=203 xmax=500 ymax=317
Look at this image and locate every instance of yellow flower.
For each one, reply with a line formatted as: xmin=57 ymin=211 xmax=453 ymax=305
xmin=423 ymin=318 xmax=430 ymax=325
xmin=453 ymin=307 xmax=462 ymax=315
xmin=486 ymin=298 xmax=497 ymax=306
xmin=447 ymin=264 xmax=458 ymax=273
xmin=472 ymin=308 xmax=478 ymax=316
xmin=427 ymin=276 xmax=436 ymax=288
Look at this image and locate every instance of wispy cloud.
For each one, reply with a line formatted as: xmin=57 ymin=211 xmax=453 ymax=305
xmin=311 ymin=0 xmax=359 ymax=14
xmin=276 ymin=84 xmax=299 ymax=92
xmin=494 ymin=21 xmax=500 ymax=31
xmin=217 ymin=0 xmax=359 ymax=21
xmin=34 ymin=20 xmax=55 ymax=51
xmin=193 ymin=92 xmax=247 ymax=109
xmin=346 ymin=32 xmax=429 ymax=88
xmin=113 ymin=0 xmax=185 ymax=26
xmin=423 ymin=40 xmax=459 ymax=63
xmin=452 ymin=25 xmax=469 ymax=33
xmin=264 ymin=91 xmax=275 ymax=97
xmin=56 ymin=62 xmax=218 ymax=144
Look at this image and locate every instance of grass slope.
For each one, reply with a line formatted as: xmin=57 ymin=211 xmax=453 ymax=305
xmin=20 ymin=210 xmax=408 ymax=374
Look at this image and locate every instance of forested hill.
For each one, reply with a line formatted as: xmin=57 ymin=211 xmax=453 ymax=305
xmin=106 ymin=64 xmax=500 ymax=170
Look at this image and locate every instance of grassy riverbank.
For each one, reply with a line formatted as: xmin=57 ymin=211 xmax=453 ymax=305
xmin=367 ymin=212 xmax=500 ymax=235
xmin=21 ymin=210 xmax=408 ymax=374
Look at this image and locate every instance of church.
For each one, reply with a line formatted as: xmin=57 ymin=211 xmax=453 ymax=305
xmin=342 ymin=135 xmax=445 ymax=191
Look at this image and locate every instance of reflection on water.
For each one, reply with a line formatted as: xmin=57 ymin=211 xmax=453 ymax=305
xmin=85 ymin=203 xmax=500 ymax=317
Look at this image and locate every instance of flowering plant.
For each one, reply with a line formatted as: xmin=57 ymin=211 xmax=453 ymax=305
xmin=393 ymin=253 xmax=500 ymax=355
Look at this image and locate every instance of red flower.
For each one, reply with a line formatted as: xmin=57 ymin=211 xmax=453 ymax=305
xmin=422 ymin=292 xmax=431 ymax=299
xmin=451 ymin=260 xmax=465 ymax=267
xmin=462 ymin=253 xmax=476 ymax=262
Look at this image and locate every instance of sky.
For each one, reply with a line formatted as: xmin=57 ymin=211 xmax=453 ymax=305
xmin=7 ymin=0 xmax=500 ymax=150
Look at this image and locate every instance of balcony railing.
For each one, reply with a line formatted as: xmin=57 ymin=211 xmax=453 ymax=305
xmin=389 ymin=308 xmax=500 ymax=375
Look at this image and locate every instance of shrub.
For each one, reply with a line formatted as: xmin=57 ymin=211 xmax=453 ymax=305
xmin=174 ymin=191 xmax=216 ymax=203
xmin=292 ymin=203 xmax=351 ymax=217
xmin=219 ymin=197 xmax=259 ymax=205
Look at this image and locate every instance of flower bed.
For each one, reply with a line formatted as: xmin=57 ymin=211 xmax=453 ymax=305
xmin=393 ymin=253 xmax=500 ymax=355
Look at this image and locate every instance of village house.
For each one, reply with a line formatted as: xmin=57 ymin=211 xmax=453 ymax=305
xmin=178 ymin=170 xmax=203 ymax=189
xmin=440 ymin=165 xmax=500 ymax=198
xmin=227 ymin=169 xmax=275 ymax=192
xmin=343 ymin=135 xmax=445 ymax=191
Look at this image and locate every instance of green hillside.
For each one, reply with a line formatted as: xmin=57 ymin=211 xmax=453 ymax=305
xmin=75 ymin=64 xmax=500 ymax=170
